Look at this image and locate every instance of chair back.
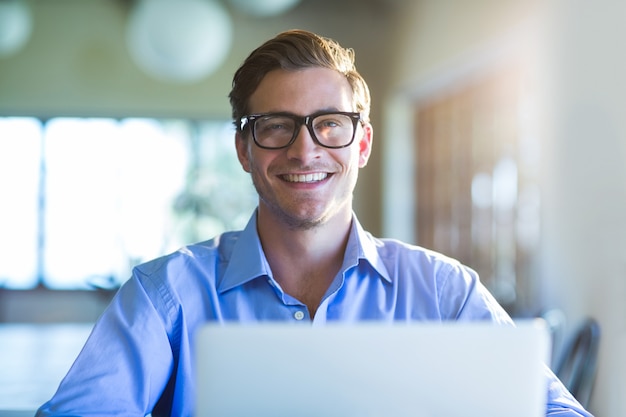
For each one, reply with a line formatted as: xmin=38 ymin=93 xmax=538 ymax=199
xmin=554 ymin=318 xmax=601 ymax=408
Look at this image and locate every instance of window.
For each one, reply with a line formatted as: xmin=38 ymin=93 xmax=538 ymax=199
xmin=0 ymin=117 xmax=256 ymax=289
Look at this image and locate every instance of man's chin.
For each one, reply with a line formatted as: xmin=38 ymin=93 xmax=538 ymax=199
xmin=258 ymin=197 xmax=335 ymax=230
xmin=281 ymin=212 xmax=325 ymax=231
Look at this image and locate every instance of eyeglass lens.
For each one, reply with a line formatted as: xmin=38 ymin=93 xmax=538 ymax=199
xmin=253 ymin=113 xmax=355 ymax=148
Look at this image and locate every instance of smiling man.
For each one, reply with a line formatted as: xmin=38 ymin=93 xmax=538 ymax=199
xmin=37 ymin=30 xmax=593 ymax=417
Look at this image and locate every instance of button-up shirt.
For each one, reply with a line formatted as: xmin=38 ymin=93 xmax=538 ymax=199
xmin=37 ymin=212 xmax=592 ymax=417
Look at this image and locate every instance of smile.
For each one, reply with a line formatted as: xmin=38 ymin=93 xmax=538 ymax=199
xmin=282 ymin=172 xmax=329 ymax=183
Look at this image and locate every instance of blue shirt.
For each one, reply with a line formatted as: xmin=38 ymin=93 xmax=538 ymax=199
xmin=37 ymin=212 xmax=592 ymax=417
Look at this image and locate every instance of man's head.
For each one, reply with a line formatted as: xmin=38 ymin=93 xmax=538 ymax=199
xmin=229 ymin=29 xmax=371 ymax=127
xmin=230 ymin=30 xmax=373 ymax=230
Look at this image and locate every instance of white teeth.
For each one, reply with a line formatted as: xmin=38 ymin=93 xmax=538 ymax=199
xmin=284 ymin=172 xmax=328 ymax=183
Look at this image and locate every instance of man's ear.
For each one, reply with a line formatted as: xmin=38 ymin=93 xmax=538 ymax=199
xmin=235 ymin=132 xmax=251 ymax=173
xmin=358 ymin=122 xmax=373 ymax=168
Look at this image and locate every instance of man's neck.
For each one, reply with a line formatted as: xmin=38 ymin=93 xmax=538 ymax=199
xmin=256 ymin=208 xmax=352 ymax=317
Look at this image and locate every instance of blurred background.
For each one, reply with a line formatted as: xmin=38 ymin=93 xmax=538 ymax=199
xmin=0 ymin=0 xmax=624 ymax=415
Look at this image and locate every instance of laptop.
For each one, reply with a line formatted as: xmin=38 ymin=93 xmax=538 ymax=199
xmin=195 ymin=320 xmax=550 ymax=417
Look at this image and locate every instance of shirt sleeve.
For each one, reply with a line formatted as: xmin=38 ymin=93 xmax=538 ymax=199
xmin=436 ymin=262 xmax=512 ymax=323
xmin=437 ymin=262 xmax=594 ymax=417
xmin=544 ymin=366 xmax=595 ymax=417
xmin=35 ymin=276 xmax=175 ymax=417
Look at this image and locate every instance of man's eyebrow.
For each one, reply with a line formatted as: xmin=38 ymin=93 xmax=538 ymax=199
xmin=252 ymin=108 xmax=345 ymax=117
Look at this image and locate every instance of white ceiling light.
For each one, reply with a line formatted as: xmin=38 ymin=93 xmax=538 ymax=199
xmin=126 ymin=0 xmax=233 ymax=83
xmin=228 ymin=0 xmax=301 ymax=17
xmin=0 ymin=0 xmax=32 ymax=57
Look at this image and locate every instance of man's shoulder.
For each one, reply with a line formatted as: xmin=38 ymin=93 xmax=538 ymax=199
xmin=366 ymin=233 xmax=461 ymax=266
xmin=133 ymin=229 xmax=244 ymax=277
xmin=359 ymin=232 xmax=475 ymax=289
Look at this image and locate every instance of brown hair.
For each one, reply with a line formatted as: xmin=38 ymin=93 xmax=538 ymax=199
xmin=229 ymin=29 xmax=371 ymax=130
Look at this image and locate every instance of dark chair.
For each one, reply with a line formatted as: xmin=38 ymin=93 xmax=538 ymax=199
xmin=554 ymin=318 xmax=601 ymax=409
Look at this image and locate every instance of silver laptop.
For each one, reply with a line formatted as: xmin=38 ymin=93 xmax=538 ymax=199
xmin=195 ymin=320 xmax=550 ymax=417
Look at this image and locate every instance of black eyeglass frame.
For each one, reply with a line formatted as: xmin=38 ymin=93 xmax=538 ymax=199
xmin=238 ymin=111 xmax=362 ymax=150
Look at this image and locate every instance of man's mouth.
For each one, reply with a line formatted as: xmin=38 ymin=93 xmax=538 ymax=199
xmin=281 ymin=172 xmax=329 ymax=183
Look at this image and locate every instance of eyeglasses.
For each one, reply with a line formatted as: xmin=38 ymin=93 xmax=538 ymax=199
xmin=239 ymin=111 xmax=361 ymax=150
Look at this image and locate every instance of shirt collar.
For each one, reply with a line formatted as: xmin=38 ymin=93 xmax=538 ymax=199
xmin=345 ymin=215 xmax=392 ymax=283
xmin=218 ymin=212 xmax=271 ymax=293
xmin=218 ymin=211 xmax=391 ymax=293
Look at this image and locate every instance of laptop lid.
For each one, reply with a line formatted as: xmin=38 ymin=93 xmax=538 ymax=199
xmin=195 ymin=320 xmax=550 ymax=417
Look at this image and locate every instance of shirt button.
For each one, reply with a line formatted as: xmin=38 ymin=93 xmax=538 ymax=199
xmin=294 ymin=310 xmax=305 ymax=320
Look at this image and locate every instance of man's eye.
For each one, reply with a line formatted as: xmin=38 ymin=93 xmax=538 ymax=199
xmin=260 ymin=118 xmax=292 ymax=132
xmin=321 ymin=120 xmax=339 ymax=128
xmin=315 ymin=118 xmax=343 ymax=131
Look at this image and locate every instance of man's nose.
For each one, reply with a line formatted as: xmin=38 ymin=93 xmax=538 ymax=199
xmin=286 ymin=124 xmax=321 ymax=160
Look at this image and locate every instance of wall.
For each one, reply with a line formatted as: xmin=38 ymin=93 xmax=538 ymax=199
xmin=540 ymin=1 xmax=626 ymax=416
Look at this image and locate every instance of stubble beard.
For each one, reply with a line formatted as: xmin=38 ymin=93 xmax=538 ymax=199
xmin=256 ymin=190 xmax=327 ymax=231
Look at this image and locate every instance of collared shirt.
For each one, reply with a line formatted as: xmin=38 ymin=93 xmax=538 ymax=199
xmin=37 ymin=212 xmax=592 ymax=417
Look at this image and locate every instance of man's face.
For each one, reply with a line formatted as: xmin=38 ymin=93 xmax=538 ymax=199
xmin=235 ymin=67 xmax=372 ymax=230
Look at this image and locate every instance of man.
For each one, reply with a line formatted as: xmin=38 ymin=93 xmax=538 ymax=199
xmin=37 ymin=29 xmax=592 ymax=417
